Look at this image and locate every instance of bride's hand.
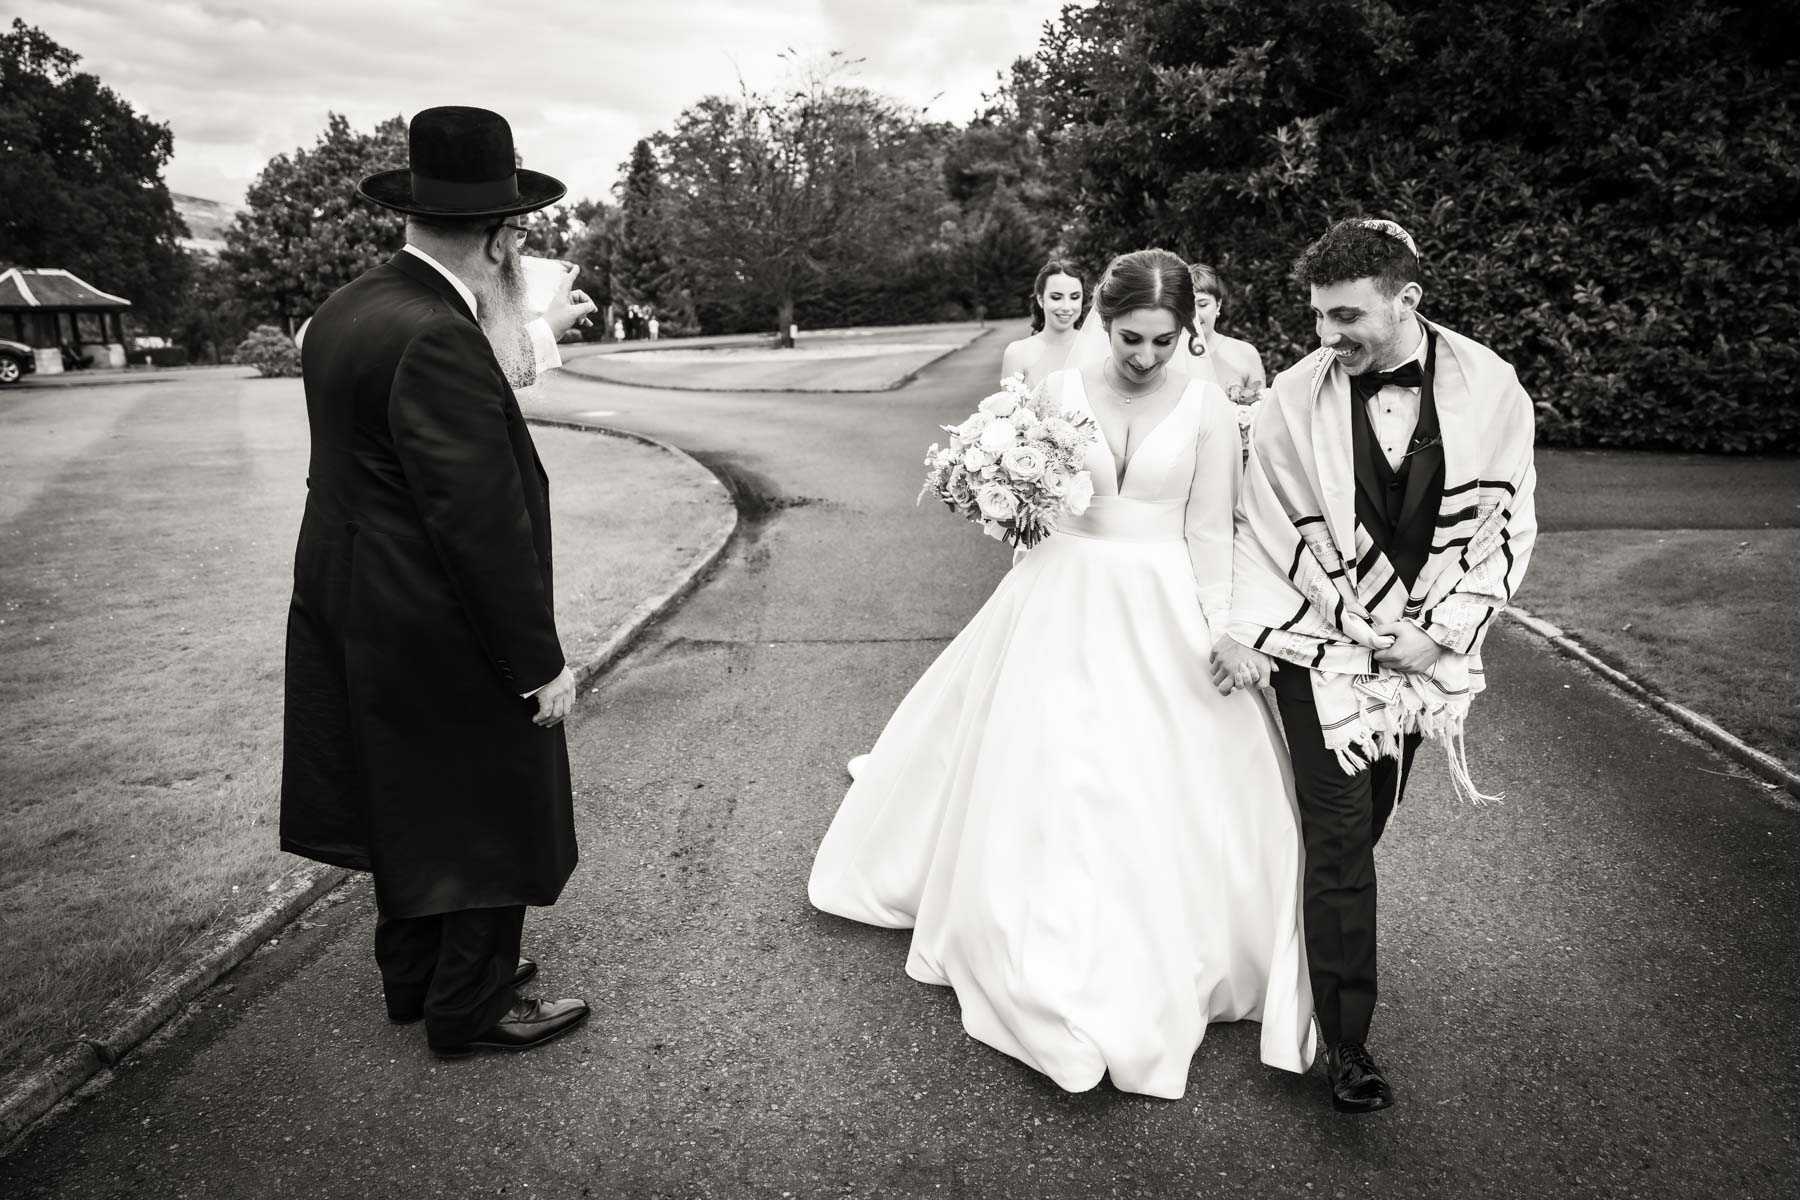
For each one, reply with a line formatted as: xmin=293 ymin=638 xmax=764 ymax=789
xmin=1209 ymin=635 xmax=1273 ymax=696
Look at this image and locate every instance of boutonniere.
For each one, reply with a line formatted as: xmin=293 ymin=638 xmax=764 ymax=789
xmin=1400 ymin=434 xmax=1441 ymax=461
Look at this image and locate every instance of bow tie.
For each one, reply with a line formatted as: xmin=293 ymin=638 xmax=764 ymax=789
xmin=1350 ymin=361 xmax=1424 ymax=403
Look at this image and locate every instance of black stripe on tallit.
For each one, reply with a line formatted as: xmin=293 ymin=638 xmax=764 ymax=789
xmin=1254 ymin=597 xmax=1311 ymax=650
xmin=1287 ymin=539 xmax=1307 ymax=582
xmin=1357 ymin=545 xmax=1382 ymax=581
xmin=1366 ymin=571 xmax=1401 ymax=613
xmin=1436 ymin=505 xmax=1479 ymax=527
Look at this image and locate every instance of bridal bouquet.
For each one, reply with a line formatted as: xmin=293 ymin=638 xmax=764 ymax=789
xmin=918 ymin=373 xmax=1099 ymax=549
xmin=1226 ymin=380 xmax=1274 ymax=463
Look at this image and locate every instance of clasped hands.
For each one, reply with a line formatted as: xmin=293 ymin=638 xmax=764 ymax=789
xmin=1208 ymin=620 xmax=1444 ymax=697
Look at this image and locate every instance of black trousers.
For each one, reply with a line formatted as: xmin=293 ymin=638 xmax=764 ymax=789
xmin=374 ymin=903 xmax=525 ymax=1046
xmin=1276 ymin=689 xmax=1420 ymax=1047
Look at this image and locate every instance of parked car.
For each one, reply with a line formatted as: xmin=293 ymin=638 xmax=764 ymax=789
xmin=0 ymin=338 xmax=36 ymax=385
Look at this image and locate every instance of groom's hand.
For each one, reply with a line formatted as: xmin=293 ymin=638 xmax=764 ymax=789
xmin=532 ymin=664 xmax=577 ymax=727
xmin=1210 ymin=635 xmax=1274 ymax=696
xmin=1372 ymin=620 xmax=1445 ymax=675
xmin=543 ymin=265 xmax=597 ymax=341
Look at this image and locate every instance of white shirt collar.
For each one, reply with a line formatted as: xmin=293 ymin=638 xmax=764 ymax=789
xmin=402 ymin=244 xmax=478 ymax=319
xmin=1403 ymin=322 xmax=1428 ymax=369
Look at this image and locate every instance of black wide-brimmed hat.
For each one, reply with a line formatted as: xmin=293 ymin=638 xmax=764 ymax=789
xmin=358 ymin=106 xmax=566 ymax=219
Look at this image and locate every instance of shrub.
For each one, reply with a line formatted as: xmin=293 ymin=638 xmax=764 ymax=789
xmin=1028 ymin=0 xmax=1800 ymax=452
xmin=234 ymin=325 xmax=301 ymax=378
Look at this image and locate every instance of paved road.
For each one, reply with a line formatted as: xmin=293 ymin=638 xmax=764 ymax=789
xmin=5 ymin=330 xmax=1797 ymax=1197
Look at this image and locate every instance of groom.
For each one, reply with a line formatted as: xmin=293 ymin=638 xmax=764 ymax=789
xmin=1213 ymin=219 xmax=1538 ymax=1113
xmin=280 ymin=107 xmax=591 ymax=1058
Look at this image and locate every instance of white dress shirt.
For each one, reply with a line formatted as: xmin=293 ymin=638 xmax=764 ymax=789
xmin=1366 ymin=324 xmax=1429 ymax=472
xmin=399 ymin=244 xmax=564 ymax=699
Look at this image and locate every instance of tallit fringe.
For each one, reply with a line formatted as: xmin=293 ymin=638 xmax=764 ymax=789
xmin=1331 ymin=694 xmax=1504 ymax=806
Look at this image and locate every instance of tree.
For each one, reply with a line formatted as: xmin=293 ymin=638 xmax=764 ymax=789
xmin=610 ymin=140 xmax=697 ymax=336
xmin=169 ymin=253 xmax=249 ymax=363
xmin=0 ymin=19 xmax=188 ymax=326
xmin=654 ymin=57 xmax=949 ymax=346
xmin=1024 ymin=0 xmax=1800 ymax=452
xmin=221 ymin=113 xmax=407 ymax=332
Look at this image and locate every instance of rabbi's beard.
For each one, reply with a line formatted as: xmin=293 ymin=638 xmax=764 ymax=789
xmin=478 ymin=249 xmax=535 ymax=389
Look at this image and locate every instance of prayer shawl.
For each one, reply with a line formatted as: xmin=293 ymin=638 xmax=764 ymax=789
xmin=1228 ymin=318 xmax=1537 ymax=803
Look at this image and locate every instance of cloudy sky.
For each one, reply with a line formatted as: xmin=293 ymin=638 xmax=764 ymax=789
xmin=16 ymin=0 xmax=1074 ymax=207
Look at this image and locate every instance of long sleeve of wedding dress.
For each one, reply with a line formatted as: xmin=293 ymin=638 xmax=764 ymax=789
xmin=1183 ymin=385 xmax=1240 ymax=631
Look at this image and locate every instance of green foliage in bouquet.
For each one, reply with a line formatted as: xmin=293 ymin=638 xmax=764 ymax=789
xmin=1021 ymin=0 xmax=1799 ymax=453
xmin=235 ymin=325 xmax=302 ymax=378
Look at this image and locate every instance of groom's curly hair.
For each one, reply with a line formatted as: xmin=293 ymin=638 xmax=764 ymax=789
xmin=1291 ymin=219 xmax=1421 ymax=298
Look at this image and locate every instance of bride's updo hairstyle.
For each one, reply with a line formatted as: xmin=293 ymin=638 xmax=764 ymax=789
xmin=1027 ymin=259 xmax=1084 ymax=333
xmin=1094 ymin=248 xmax=1205 ymax=359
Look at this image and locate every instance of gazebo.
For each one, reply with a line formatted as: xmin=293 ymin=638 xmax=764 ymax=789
xmin=0 ymin=268 xmax=132 ymax=373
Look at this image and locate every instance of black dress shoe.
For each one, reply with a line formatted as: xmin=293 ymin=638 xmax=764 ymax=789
xmin=430 ymin=996 xmax=590 ymax=1059
xmin=1325 ymin=1042 xmax=1394 ymax=1114
xmin=386 ymin=958 xmax=539 ymax=1025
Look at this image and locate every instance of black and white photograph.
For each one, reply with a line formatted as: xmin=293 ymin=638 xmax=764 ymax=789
xmin=1 ymin=0 xmax=1797 ymax=1195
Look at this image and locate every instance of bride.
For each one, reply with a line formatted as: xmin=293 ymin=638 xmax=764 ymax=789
xmin=808 ymin=249 xmax=1314 ymax=1099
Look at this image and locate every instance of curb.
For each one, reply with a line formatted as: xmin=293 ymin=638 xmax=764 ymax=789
xmin=561 ymin=327 xmax=991 ymax=395
xmin=0 ymin=864 xmax=346 ymax=1150
xmin=0 ymin=421 xmax=741 ymax=1155
xmin=1505 ymin=604 xmax=1800 ymax=801
xmin=523 ymin=417 xmax=741 ymax=690
xmin=16 ymin=368 xmax=258 ymax=390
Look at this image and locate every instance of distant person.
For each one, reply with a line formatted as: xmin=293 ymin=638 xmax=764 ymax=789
xmin=998 ymin=260 xmax=1084 ymax=388
xmin=613 ymin=317 xmax=626 ymax=342
xmin=647 ymin=314 xmax=660 ymax=341
xmin=1189 ymin=263 xmax=1267 ymax=394
xmin=281 ymin=106 xmax=593 ymax=1061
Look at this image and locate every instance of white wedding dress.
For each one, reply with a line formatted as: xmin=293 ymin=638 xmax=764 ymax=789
xmin=809 ymin=368 xmax=1314 ymax=1099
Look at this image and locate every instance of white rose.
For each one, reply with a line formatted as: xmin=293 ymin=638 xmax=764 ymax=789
xmin=1012 ymin=405 xmax=1040 ymax=429
xmin=1065 ymin=471 xmax=1095 ymax=516
xmin=1000 ymin=445 xmax=1046 ymax=481
xmin=1041 ymin=468 xmax=1071 ymax=498
xmin=963 ymin=446 xmax=993 ymax=471
xmin=976 ymin=483 xmax=1020 ymax=522
xmin=978 ymin=390 xmax=1020 ymax=417
xmin=957 ymin=411 xmax=994 ymax=440
xmin=978 ymin=418 xmax=1018 ymax=453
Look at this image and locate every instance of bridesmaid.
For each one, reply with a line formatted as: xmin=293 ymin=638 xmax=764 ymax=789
xmin=999 ymin=260 xmax=1085 ymax=387
xmin=1189 ymin=262 xmax=1267 ymax=393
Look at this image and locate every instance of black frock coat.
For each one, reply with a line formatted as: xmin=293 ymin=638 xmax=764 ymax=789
xmin=279 ymin=250 xmax=577 ymax=918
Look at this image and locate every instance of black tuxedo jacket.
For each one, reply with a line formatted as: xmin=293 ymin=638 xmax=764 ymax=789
xmin=279 ymin=251 xmax=576 ymax=918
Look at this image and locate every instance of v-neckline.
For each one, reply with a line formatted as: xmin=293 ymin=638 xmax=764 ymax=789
xmin=1073 ymin=371 xmax=1193 ymax=494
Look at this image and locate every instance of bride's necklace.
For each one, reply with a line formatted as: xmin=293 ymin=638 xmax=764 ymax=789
xmin=1102 ymin=357 xmax=1162 ymax=405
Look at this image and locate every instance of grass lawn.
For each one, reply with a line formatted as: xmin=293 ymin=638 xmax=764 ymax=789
xmin=566 ymin=324 xmax=987 ymax=393
xmin=0 ymin=377 xmax=731 ymax=1080
xmin=1519 ymin=529 xmax=1800 ymax=771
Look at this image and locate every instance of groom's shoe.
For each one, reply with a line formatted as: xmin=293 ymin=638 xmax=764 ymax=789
xmin=385 ymin=958 xmax=539 ymax=1025
xmin=1325 ymin=1042 xmax=1394 ymax=1114
xmin=429 ymin=996 xmax=590 ymax=1059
